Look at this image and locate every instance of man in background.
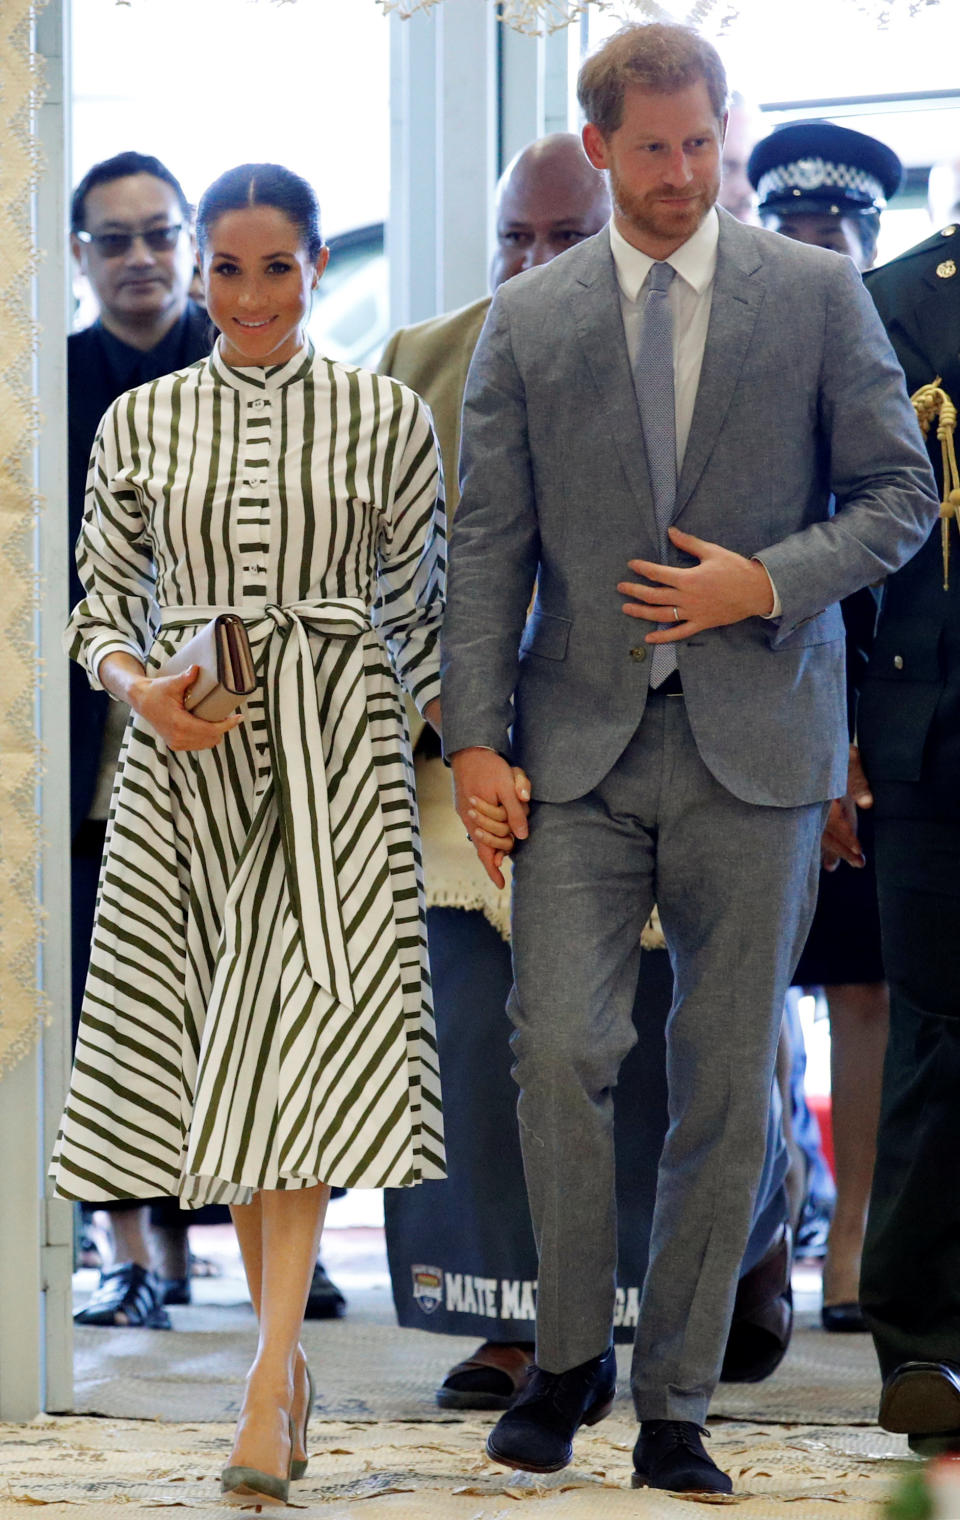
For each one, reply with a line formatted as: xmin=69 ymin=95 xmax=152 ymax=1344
xmin=69 ymin=151 xmax=210 ymax=1331
xmin=379 ymin=134 xmax=610 ymax=1407
xmin=718 ymin=91 xmax=760 ymax=223
xmin=854 ymin=220 xmax=960 ymax=1454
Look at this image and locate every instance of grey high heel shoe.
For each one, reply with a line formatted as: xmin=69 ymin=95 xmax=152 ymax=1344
xmin=220 ymin=1415 xmax=294 ymax=1506
xmin=290 ymin=1363 xmax=315 ymax=1481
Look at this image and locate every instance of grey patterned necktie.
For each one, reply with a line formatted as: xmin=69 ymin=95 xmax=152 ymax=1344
xmin=634 ymin=260 xmax=677 ymax=688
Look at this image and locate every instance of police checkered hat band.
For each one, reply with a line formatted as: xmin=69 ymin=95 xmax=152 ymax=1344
xmin=757 ymin=156 xmax=886 ymax=211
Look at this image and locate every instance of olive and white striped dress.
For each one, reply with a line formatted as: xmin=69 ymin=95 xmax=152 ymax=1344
xmin=51 ymin=341 xmax=446 ymax=1207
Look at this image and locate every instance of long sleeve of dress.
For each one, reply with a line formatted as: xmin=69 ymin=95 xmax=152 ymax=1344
xmin=373 ymin=389 xmax=446 ymax=715
xmin=63 ymin=395 xmax=159 ymax=689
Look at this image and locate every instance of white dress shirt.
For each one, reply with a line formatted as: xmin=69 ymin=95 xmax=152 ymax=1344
xmin=609 ymin=209 xmax=780 ymax=617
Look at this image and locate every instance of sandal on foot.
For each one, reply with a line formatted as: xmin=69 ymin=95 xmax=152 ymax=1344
xmin=437 ymin=1341 xmax=535 ymax=1410
xmin=74 ymin=1262 xmax=172 ymax=1329
xmin=290 ymin=1363 xmax=315 ymax=1480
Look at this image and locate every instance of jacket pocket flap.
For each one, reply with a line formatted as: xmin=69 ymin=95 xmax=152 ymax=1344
xmin=520 ymin=609 xmax=572 ymax=661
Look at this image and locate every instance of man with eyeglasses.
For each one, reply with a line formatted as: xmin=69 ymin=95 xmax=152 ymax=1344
xmin=68 ymin=151 xmax=211 ymax=1332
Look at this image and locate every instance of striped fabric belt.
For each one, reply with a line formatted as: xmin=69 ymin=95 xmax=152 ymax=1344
xmin=160 ymin=600 xmax=386 ymax=1013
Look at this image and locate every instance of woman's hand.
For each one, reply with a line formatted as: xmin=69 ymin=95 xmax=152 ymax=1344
xmin=466 ymin=767 xmax=532 ymax=858
xmin=100 ymin=652 xmax=243 ymax=752
xmin=131 ymin=668 xmax=244 ymax=751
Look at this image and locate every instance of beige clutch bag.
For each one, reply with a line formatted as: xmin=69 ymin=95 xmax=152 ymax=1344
xmin=158 ymin=614 xmax=257 ymax=720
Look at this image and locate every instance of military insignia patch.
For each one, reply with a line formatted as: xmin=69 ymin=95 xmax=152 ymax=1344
xmin=411 ymin=1263 xmax=443 ymax=1314
xmin=937 ymin=260 xmax=957 ymax=279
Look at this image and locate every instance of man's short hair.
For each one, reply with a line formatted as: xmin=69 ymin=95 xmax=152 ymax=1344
xmin=577 ymin=22 xmax=727 ymax=138
xmin=71 ymin=151 xmax=191 ymax=234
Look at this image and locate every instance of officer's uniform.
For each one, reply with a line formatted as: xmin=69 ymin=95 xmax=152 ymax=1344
xmin=859 ymin=226 xmax=960 ymax=1427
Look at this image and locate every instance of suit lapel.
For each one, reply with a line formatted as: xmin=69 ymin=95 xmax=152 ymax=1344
xmin=571 ymin=238 xmax=655 ymax=520
xmin=674 ymin=214 xmax=765 ymax=516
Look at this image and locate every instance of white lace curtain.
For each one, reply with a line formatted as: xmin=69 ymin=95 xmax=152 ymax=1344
xmin=0 ymin=0 xmax=46 ymax=1075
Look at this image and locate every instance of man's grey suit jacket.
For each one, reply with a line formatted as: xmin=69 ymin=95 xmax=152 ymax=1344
xmin=441 ymin=210 xmax=939 ymax=809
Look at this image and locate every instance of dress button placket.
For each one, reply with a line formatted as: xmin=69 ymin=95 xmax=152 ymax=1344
xmin=240 ymin=389 xmax=273 ymax=781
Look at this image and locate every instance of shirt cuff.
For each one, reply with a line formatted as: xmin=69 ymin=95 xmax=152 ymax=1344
xmin=752 ymin=559 xmax=781 ymax=620
xmin=87 ymin=637 xmax=145 ymax=691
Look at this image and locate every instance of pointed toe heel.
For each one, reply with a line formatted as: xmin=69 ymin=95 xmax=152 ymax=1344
xmin=290 ymin=1364 xmax=314 ymax=1481
xmin=221 ymin=1415 xmax=295 ymax=1505
xmin=219 ymin=1464 xmax=290 ymax=1505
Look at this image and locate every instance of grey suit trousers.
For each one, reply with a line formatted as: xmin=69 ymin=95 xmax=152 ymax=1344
xmin=508 ymin=690 xmax=827 ymax=1424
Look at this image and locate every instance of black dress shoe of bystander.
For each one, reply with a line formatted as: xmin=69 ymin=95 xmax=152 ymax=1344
xmin=632 ymin=1420 xmax=733 ymax=1493
xmin=821 ymin=1301 xmax=868 ymax=1333
xmin=879 ymin=1361 xmax=960 ymax=1436
xmin=908 ymin=1430 xmax=960 ymax=1456
xmin=485 ymin=1346 xmax=617 ymax=1473
xmin=303 ymin=1259 xmax=347 ymax=1320
xmin=720 ymin=1223 xmax=793 ymax=1381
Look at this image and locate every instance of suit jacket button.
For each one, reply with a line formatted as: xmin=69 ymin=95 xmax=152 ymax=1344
xmin=630 ymin=646 xmax=647 ymax=662
xmin=893 ymin=654 xmax=904 ymax=669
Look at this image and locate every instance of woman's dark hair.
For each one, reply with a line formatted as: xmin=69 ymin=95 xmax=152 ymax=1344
xmin=71 ymin=151 xmax=191 ymax=233
xmin=196 ymin=164 xmax=323 ymax=260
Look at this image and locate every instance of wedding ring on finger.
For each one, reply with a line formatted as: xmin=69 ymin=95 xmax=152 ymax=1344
xmin=673 ymin=606 xmax=680 ymax=623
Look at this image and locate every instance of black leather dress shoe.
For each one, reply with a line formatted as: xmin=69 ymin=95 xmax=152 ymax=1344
xmin=720 ymin=1224 xmax=793 ymax=1382
xmin=485 ymin=1346 xmax=617 ymax=1473
xmin=821 ymin=1301 xmax=868 ymax=1333
xmin=879 ymin=1361 xmax=960 ymax=1436
xmin=303 ymin=1259 xmax=347 ymax=1320
xmin=632 ymin=1421 xmax=733 ymax=1494
xmin=908 ymin=1430 xmax=960 ymax=1456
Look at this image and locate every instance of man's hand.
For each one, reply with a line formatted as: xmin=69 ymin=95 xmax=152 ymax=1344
xmin=451 ymin=747 xmax=530 ymax=890
xmin=821 ymin=744 xmax=873 ymax=871
xmin=617 ymin=525 xmax=775 ymax=641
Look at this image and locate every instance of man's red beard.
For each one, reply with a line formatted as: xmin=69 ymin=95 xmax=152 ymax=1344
xmin=611 ymin=171 xmax=719 ymax=246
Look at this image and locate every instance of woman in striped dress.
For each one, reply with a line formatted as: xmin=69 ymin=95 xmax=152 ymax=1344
xmin=51 ymin=163 xmax=474 ymax=1504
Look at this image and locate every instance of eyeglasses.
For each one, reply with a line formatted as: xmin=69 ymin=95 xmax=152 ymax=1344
xmin=75 ymin=223 xmax=184 ymax=258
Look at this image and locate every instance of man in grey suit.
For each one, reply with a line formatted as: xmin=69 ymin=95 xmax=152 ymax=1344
xmin=441 ymin=22 xmax=938 ymax=1497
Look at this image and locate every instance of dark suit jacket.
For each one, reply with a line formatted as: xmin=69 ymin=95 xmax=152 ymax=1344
xmin=860 ymin=229 xmax=960 ymax=788
xmin=68 ymin=301 xmax=211 ymax=835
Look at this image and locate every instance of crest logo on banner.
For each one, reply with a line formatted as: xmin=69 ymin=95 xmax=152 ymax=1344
xmin=411 ymin=1264 xmax=443 ymax=1314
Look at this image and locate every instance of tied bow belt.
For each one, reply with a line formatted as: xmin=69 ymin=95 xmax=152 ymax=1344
xmin=160 ymin=600 xmax=392 ymax=1015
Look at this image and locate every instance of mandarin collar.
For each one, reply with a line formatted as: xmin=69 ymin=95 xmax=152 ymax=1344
xmin=209 ymin=337 xmax=315 ymax=394
xmin=609 ymin=207 xmax=719 ymax=303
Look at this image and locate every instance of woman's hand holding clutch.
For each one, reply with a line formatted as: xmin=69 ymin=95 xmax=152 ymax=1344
xmin=100 ymin=653 xmax=244 ymax=752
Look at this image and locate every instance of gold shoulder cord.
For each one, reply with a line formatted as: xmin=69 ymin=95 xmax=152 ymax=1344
xmin=910 ymin=379 xmax=960 ymax=589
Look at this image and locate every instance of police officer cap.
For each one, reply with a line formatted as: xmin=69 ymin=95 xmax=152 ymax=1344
xmin=748 ymin=121 xmax=903 ymax=219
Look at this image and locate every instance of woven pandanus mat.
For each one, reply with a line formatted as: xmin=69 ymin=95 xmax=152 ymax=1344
xmin=0 ymin=1411 xmax=912 ymax=1518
